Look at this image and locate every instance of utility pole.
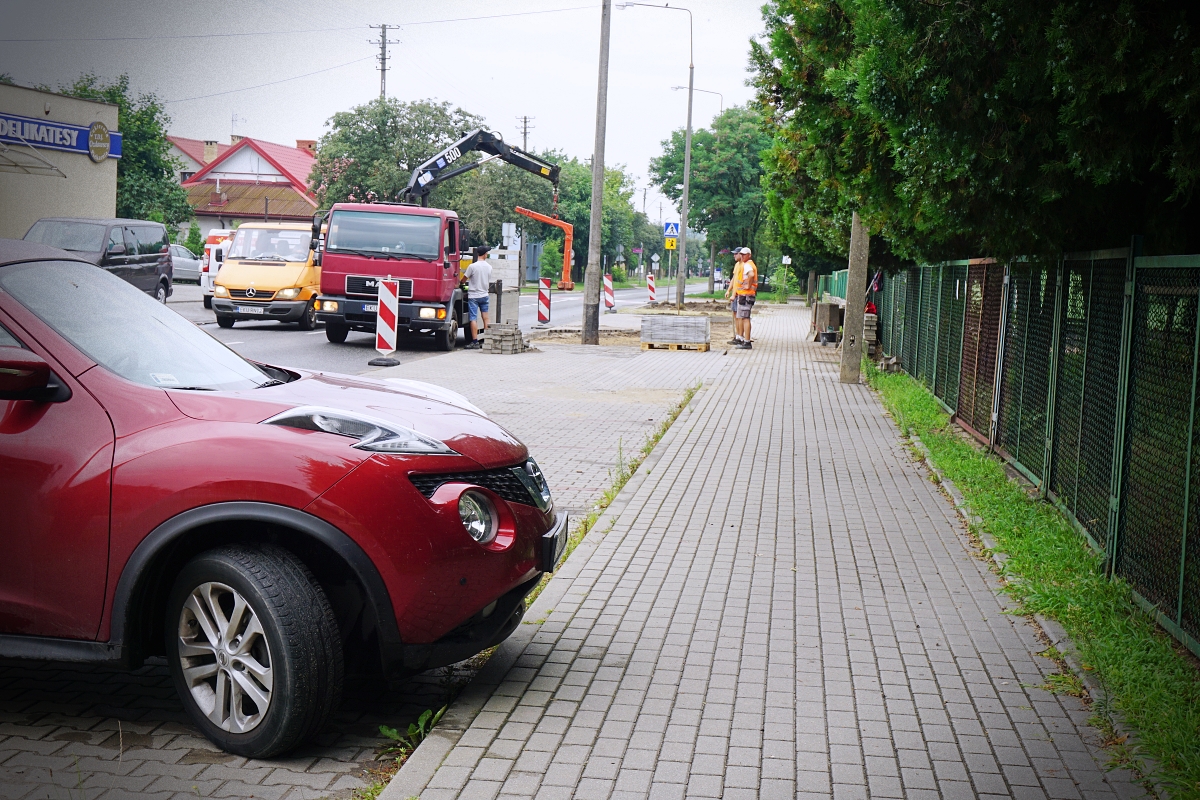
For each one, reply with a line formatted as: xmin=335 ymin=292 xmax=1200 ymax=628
xmin=709 ymin=241 xmax=715 ymax=295
xmin=675 ymin=21 xmax=695 ymax=311
xmin=369 ymin=25 xmax=400 ymax=98
xmin=516 ymin=116 xmax=535 ymax=150
xmin=841 ymin=211 xmax=870 ymax=383
xmin=582 ymin=0 xmax=612 ymax=345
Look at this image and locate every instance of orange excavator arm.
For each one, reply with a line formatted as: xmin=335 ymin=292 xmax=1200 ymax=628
xmin=515 ymin=206 xmax=574 ymax=291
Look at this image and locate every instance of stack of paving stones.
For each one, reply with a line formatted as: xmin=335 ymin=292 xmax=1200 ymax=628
xmin=864 ymin=312 xmax=879 ymax=358
xmin=482 ymin=324 xmax=529 ymax=354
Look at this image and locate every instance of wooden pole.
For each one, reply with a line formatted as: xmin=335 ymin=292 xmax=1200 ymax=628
xmin=840 ymin=211 xmax=869 ymax=383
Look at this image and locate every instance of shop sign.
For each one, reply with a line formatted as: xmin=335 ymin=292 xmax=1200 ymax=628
xmin=0 ymin=112 xmax=123 ymax=160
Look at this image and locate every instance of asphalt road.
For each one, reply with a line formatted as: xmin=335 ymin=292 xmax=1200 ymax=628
xmin=168 ymin=281 xmax=708 ymax=375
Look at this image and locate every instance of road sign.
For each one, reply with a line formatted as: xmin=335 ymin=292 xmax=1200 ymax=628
xmin=604 ymin=274 xmax=616 ymax=310
xmin=781 ymin=255 xmax=792 ymax=265
xmin=538 ymin=278 xmax=551 ymax=323
xmin=376 ymin=278 xmax=400 ymax=355
xmin=664 ymin=236 xmax=677 ymax=250
xmin=648 ymin=273 xmax=657 ymax=302
xmin=663 ymin=222 xmax=680 ymax=237
xmin=651 ymin=253 xmax=661 ymax=263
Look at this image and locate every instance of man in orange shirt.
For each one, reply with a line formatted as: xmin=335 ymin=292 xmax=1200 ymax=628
xmin=725 ymin=247 xmax=758 ymax=349
xmin=725 ymin=250 xmax=745 ymax=345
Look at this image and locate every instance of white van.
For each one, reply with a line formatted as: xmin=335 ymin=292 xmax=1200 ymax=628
xmin=199 ymin=229 xmax=233 ymax=309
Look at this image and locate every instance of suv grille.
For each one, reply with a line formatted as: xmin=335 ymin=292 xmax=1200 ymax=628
xmin=229 ymin=288 xmax=275 ymax=300
xmin=347 ymin=275 xmax=414 ymax=299
xmin=410 ymin=467 xmax=535 ymax=506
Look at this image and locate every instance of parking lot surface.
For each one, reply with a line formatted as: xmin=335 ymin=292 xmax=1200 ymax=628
xmin=0 ymin=330 xmax=727 ymax=799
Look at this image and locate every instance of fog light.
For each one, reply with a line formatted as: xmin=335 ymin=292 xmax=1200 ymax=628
xmin=419 ymin=306 xmax=437 ymax=319
xmin=321 ymin=300 xmax=338 ymax=312
xmin=458 ymin=490 xmax=497 ymax=544
xmin=214 ymin=285 xmax=229 ymax=297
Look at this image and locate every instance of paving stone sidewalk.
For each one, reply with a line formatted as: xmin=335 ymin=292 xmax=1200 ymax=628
xmin=391 ymin=305 xmax=1143 ymax=800
xmin=0 ymin=341 xmax=728 ymax=800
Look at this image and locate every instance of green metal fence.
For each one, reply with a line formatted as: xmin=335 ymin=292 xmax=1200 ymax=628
xmin=819 ymin=269 xmax=848 ymax=301
xmin=871 ymin=249 xmax=1200 ymax=657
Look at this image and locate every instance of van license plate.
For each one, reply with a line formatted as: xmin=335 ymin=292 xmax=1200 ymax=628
xmin=235 ymin=305 xmax=265 ymax=315
xmin=363 ymin=304 xmax=378 ymax=313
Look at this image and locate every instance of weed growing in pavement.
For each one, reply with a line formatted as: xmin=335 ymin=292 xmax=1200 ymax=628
xmin=378 ymin=707 xmax=447 ymax=760
xmin=864 ymin=358 xmax=1200 ymax=799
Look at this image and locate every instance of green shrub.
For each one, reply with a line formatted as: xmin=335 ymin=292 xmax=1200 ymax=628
xmin=540 ymin=240 xmax=562 ymax=279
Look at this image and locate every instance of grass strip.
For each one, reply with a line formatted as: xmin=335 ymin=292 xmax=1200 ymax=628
xmin=863 ymin=359 xmax=1200 ymax=798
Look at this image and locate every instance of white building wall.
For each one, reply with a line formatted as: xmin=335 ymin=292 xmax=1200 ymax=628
xmin=0 ymin=84 xmax=118 ymax=239
xmin=205 ymin=147 xmax=288 ymax=183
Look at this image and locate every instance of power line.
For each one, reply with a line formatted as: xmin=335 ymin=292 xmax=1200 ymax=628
xmin=516 ymin=116 xmax=536 ymax=150
xmin=2 ymin=6 xmax=598 ymax=44
xmin=164 ymin=56 xmax=374 ymax=104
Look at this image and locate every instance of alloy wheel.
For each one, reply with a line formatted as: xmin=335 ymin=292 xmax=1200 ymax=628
xmin=177 ymin=581 xmax=273 ymax=734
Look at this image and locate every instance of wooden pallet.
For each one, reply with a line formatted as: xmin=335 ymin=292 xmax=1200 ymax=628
xmin=641 ymin=342 xmax=710 ymax=352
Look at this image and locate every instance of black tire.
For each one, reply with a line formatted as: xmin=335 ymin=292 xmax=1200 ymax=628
xmin=216 ymin=315 xmax=235 ymax=329
xmin=165 ymin=544 xmax=343 ymax=758
xmin=434 ymin=317 xmax=458 ymax=351
xmin=203 ymin=295 xmax=213 ymax=309
xmin=325 ymin=323 xmax=349 ymax=343
xmin=155 ymin=282 xmax=169 ymax=304
xmin=297 ymin=299 xmax=317 ymax=331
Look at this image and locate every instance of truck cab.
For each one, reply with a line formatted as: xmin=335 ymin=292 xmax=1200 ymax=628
xmin=314 ymin=203 xmax=467 ymax=351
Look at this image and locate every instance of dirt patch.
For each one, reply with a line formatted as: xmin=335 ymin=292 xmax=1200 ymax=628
xmin=537 ymin=329 xmax=644 ymax=346
xmin=639 ymin=300 xmax=732 ymax=314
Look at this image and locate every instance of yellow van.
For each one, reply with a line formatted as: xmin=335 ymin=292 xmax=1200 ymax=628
xmin=211 ymin=222 xmax=320 ymax=330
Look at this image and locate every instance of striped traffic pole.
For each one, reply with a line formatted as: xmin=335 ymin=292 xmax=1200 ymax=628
xmin=604 ymin=273 xmax=615 ymax=312
xmin=647 ymin=273 xmax=656 ymax=303
xmin=538 ymin=278 xmax=551 ymax=323
xmin=369 ymin=277 xmax=401 ymax=366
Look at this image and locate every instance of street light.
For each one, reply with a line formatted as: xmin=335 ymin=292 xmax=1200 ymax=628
xmin=619 ymin=1 xmax=693 ymax=310
xmin=673 ymin=86 xmax=721 ymax=294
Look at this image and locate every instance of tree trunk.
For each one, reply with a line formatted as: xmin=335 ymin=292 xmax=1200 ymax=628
xmin=840 ymin=211 xmax=869 ymax=384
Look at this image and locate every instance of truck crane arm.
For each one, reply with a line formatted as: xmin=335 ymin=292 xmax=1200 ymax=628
xmin=401 ymin=129 xmax=561 ymax=206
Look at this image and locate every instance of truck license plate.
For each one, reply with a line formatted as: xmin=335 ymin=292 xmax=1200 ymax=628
xmin=363 ymin=304 xmax=378 ymax=313
xmin=235 ymin=305 xmax=265 ymax=315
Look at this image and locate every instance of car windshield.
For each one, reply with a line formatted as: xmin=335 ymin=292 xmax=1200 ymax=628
xmin=227 ymin=228 xmax=312 ymax=262
xmin=0 ymin=261 xmax=271 ymax=391
xmin=24 ymin=220 xmax=107 ymax=252
xmin=327 ymin=211 xmax=441 ymax=258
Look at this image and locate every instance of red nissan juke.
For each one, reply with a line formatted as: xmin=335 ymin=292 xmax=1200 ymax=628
xmin=0 ymin=240 xmax=567 ymax=757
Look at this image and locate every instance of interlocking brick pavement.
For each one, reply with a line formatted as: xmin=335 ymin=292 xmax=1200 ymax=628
xmin=390 ymin=305 xmax=1145 ymax=800
xmin=0 ymin=340 xmax=726 ymax=799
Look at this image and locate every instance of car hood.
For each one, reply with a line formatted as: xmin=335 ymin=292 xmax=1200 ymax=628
xmin=216 ymin=259 xmax=310 ymax=291
xmin=167 ymin=371 xmax=526 ymax=469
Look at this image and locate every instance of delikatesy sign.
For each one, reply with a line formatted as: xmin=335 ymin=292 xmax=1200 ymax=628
xmin=0 ymin=112 xmax=123 ymax=161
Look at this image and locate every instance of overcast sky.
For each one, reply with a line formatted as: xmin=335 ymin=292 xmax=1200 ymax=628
xmin=2 ymin=0 xmax=765 ymax=224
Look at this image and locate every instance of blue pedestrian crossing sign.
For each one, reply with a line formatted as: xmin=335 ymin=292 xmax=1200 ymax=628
xmin=663 ymin=222 xmax=680 ymax=238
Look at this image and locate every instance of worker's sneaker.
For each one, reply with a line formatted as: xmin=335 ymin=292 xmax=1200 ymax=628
xmin=735 ymin=341 xmax=753 ymax=350
xmin=728 ymin=338 xmax=742 ymax=345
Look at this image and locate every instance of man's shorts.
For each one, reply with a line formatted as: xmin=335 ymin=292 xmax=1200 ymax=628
xmin=468 ymin=295 xmax=490 ymax=321
xmin=735 ymin=294 xmax=756 ymax=319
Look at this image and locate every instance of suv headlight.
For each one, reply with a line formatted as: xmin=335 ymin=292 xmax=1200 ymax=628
xmin=276 ymin=287 xmax=301 ymax=300
xmin=458 ymin=490 xmax=497 ymax=544
xmin=262 ymin=406 xmax=457 ymax=455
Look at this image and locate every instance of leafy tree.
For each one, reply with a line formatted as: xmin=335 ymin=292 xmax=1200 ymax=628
xmin=650 ymin=106 xmax=772 ymax=257
xmin=310 ymin=98 xmax=484 ymax=207
xmin=540 ymin=239 xmax=563 ymax=279
xmin=183 ymin=221 xmax=203 ymax=254
xmin=448 ymin=158 xmax=556 ymax=246
xmin=750 ymin=1 xmax=1200 ymax=263
xmin=60 ymin=74 xmax=192 ymax=226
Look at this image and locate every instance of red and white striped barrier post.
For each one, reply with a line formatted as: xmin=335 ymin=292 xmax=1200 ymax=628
xmin=604 ymin=273 xmax=615 ymax=312
xmin=537 ymin=278 xmax=551 ymax=324
xmin=369 ymin=277 xmax=401 ymax=366
xmin=648 ymin=273 xmax=656 ymax=303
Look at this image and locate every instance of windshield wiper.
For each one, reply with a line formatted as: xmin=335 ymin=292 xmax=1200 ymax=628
xmin=392 ymin=252 xmax=438 ymax=262
xmin=171 ymin=386 xmax=216 ymax=391
xmin=257 ymin=379 xmax=285 ymax=388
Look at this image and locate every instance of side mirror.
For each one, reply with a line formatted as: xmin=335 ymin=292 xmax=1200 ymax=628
xmin=214 ymin=250 xmax=224 ymax=263
xmin=0 ymin=348 xmax=68 ymax=402
xmin=459 ymin=226 xmax=471 ymax=253
xmin=311 ymin=212 xmax=324 ymax=247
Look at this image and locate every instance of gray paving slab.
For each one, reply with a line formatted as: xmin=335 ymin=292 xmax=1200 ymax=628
xmin=390 ymin=305 xmax=1144 ymax=799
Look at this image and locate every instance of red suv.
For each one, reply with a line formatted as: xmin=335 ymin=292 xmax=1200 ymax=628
xmin=0 ymin=240 xmax=566 ymax=758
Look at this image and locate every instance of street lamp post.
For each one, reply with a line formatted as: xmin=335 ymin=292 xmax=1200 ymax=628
xmin=582 ymin=0 xmax=614 ymax=345
xmin=620 ymin=2 xmax=693 ymax=309
xmin=673 ymin=86 xmax=721 ymax=294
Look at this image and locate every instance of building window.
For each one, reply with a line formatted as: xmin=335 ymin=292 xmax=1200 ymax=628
xmin=180 ymin=171 xmax=195 ymax=182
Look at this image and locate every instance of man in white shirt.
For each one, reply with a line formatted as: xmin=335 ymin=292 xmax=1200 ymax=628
xmin=464 ymin=246 xmax=493 ymax=350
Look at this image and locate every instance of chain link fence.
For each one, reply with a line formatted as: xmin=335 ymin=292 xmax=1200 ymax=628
xmin=870 ymin=250 xmax=1200 ymax=656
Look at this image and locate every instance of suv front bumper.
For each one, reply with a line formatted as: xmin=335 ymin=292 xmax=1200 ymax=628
xmin=212 ymin=298 xmax=310 ymax=322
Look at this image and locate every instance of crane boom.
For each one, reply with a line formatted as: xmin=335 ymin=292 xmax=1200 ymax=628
xmin=401 ymin=129 xmax=560 ymax=206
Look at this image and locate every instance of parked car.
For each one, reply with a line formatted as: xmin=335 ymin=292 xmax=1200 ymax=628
xmin=212 ymin=222 xmax=321 ymax=330
xmin=0 ymin=239 xmax=567 ymax=758
xmin=171 ymin=243 xmax=202 ymax=282
xmin=23 ymin=218 xmax=174 ymax=303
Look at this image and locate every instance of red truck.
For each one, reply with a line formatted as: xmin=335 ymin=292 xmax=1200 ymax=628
xmin=312 ymin=130 xmax=560 ymax=350
xmin=314 ymin=203 xmax=467 ymax=350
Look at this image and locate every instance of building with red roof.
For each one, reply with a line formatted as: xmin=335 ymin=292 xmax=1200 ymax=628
xmin=178 ymin=136 xmax=319 ymax=239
